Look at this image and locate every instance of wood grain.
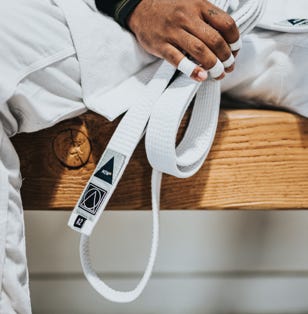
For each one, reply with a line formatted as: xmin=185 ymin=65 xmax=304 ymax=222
xmin=12 ymin=109 xmax=308 ymax=211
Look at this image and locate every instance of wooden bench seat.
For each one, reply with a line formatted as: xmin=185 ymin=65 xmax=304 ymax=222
xmin=12 ymin=108 xmax=308 ymax=211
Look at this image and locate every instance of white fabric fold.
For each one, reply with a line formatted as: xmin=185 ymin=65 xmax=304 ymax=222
xmin=258 ymin=0 xmax=308 ymax=33
xmin=0 ymin=0 xmax=75 ymax=106
xmin=0 ymin=159 xmax=8 ymax=295
xmin=0 ymin=122 xmax=32 ymax=314
xmin=53 ymin=0 xmax=157 ymax=121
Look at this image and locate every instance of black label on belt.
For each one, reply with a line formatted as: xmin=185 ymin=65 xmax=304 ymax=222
xmin=78 ymin=183 xmax=107 ymax=215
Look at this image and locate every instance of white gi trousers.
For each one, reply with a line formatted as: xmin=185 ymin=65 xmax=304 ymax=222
xmin=0 ymin=2 xmax=86 ymax=312
xmin=0 ymin=56 xmax=87 ymax=313
xmin=0 ymin=122 xmax=30 ymax=314
xmin=0 ymin=0 xmax=308 ymax=313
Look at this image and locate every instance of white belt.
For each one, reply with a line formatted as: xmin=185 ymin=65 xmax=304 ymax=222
xmin=68 ymin=0 xmax=266 ymax=303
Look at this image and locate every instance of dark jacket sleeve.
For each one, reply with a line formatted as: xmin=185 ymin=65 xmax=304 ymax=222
xmin=95 ymin=0 xmax=142 ymax=29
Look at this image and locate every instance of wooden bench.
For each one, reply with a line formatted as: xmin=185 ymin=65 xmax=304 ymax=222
xmin=12 ymin=107 xmax=308 ymax=211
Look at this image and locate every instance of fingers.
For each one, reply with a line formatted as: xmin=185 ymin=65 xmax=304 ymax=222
xmin=169 ymin=30 xmax=226 ymax=79
xmin=201 ymin=3 xmax=240 ymax=44
xmin=127 ymin=0 xmax=242 ymax=82
xmin=201 ymin=2 xmax=241 ymax=57
xmin=177 ymin=57 xmax=208 ymax=81
xmin=183 ymin=20 xmax=235 ymax=73
xmin=160 ymin=44 xmax=208 ymax=82
xmin=172 ymin=3 xmax=240 ymax=79
xmin=165 ymin=12 xmax=241 ymax=81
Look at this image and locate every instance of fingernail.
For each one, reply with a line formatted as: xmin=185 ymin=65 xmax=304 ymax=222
xmin=197 ymin=70 xmax=208 ymax=81
xmin=225 ymin=63 xmax=235 ymax=73
xmin=214 ymin=72 xmax=225 ymax=80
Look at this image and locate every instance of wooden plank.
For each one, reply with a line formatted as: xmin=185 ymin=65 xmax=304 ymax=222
xmin=12 ymin=109 xmax=308 ymax=210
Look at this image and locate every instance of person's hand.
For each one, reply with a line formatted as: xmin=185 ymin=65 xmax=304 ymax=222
xmin=127 ymin=0 xmax=240 ymax=82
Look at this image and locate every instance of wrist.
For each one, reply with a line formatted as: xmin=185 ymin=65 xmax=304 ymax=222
xmin=115 ymin=0 xmax=143 ymax=29
xmin=95 ymin=0 xmax=143 ymax=30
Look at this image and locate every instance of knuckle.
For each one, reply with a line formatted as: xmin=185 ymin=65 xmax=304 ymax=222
xmin=212 ymin=36 xmax=225 ymax=51
xmin=220 ymin=52 xmax=231 ymax=62
xmin=165 ymin=29 xmax=177 ymax=43
xmin=223 ymin=16 xmax=237 ymax=32
xmin=202 ymin=57 xmax=216 ymax=70
xmin=225 ymin=15 xmax=237 ymax=30
xmin=174 ymin=8 xmax=188 ymax=24
xmin=192 ymin=42 xmax=206 ymax=56
xmin=138 ymin=31 xmax=151 ymax=46
xmin=162 ymin=48 xmax=177 ymax=65
xmin=221 ymin=50 xmax=231 ymax=61
xmin=164 ymin=17 xmax=173 ymax=28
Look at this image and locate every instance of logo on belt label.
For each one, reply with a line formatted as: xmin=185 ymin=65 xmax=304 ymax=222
xmin=94 ymin=149 xmax=126 ymax=186
xmin=94 ymin=157 xmax=114 ymax=184
xmin=78 ymin=183 xmax=107 ymax=215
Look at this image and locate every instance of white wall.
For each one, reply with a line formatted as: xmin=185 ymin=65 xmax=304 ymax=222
xmin=25 ymin=210 xmax=308 ymax=314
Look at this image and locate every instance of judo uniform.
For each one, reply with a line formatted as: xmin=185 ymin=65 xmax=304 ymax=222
xmin=0 ymin=0 xmax=307 ymax=312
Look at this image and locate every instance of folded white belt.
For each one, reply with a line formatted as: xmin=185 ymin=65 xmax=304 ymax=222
xmin=68 ymin=0 xmax=266 ymax=304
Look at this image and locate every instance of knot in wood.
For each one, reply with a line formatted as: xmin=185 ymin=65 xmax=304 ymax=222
xmin=53 ymin=129 xmax=91 ymax=169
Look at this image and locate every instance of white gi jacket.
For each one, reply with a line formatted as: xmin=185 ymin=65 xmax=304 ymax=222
xmin=1 ymin=0 xmax=308 ymax=136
